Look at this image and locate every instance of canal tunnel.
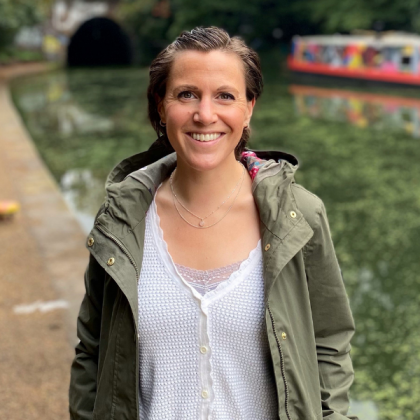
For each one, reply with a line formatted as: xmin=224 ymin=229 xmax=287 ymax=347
xmin=67 ymin=17 xmax=132 ymax=67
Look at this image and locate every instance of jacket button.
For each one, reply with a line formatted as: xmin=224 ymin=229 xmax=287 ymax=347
xmin=87 ymin=237 xmax=94 ymax=247
xmin=264 ymin=244 xmax=271 ymax=251
xmin=107 ymin=257 xmax=115 ymax=266
xmin=290 ymin=211 xmax=297 ymax=218
xmin=282 ymin=332 xmax=287 ymax=340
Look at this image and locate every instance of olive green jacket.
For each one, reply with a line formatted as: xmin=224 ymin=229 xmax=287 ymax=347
xmin=69 ymin=142 xmax=358 ymax=420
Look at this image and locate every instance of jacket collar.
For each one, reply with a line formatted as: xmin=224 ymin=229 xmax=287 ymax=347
xmin=102 ymin=139 xmax=301 ymax=235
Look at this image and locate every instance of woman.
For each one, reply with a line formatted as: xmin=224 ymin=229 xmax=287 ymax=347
xmin=69 ymin=27 xmax=357 ymax=420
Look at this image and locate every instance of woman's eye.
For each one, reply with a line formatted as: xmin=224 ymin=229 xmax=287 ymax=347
xmin=179 ymin=91 xmax=194 ymax=99
xmin=219 ymin=93 xmax=235 ymax=100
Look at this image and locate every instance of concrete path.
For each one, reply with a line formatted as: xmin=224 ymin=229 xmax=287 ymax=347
xmin=0 ymin=63 xmax=88 ymax=419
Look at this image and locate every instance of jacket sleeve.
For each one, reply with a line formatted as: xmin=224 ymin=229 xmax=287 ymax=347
xmin=69 ymin=254 xmax=104 ymax=420
xmin=304 ymin=201 xmax=358 ymax=420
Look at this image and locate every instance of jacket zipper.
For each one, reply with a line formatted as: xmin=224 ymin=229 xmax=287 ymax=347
xmin=95 ymin=222 xmax=140 ymax=280
xmin=268 ymin=305 xmax=291 ymax=420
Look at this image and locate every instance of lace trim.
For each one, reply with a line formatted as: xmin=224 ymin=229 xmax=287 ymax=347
xmin=175 ymin=260 xmax=245 ymax=296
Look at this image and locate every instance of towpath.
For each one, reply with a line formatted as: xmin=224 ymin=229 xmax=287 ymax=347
xmin=0 ymin=63 xmax=87 ymax=419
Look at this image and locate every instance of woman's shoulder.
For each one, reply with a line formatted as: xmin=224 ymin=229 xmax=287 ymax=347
xmin=291 ymin=182 xmax=325 ymax=229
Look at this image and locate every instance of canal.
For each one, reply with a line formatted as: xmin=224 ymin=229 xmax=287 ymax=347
xmin=10 ymin=60 xmax=420 ymax=420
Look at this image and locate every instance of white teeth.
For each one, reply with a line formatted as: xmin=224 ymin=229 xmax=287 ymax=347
xmin=191 ymin=133 xmax=221 ymax=141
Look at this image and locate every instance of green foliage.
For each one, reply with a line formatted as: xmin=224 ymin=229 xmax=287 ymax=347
xmin=296 ymin=0 xmax=420 ymax=33
xmin=116 ymin=0 xmax=420 ymax=61
xmin=4 ymin=0 xmax=420 ymax=65
xmin=117 ymin=0 xmax=310 ymax=58
xmin=0 ymin=46 xmax=44 ymax=64
xmin=0 ymin=0 xmax=45 ymax=50
xmin=116 ymin=0 xmax=173 ymax=65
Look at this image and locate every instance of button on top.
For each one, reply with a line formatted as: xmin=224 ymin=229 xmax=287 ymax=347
xmin=290 ymin=211 xmax=297 ymax=218
xmin=281 ymin=332 xmax=287 ymax=340
xmin=107 ymin=257 xmax=115 ymax=266
xmin=201 ymin=390 xmax=209 ymax=399
xmin=87 ymin=237 xmax=94 ymax=247
xmin=200 ymin=346 xmax=208 ymax=354
xmin=264 ymin=244 xmax=271 ymax=251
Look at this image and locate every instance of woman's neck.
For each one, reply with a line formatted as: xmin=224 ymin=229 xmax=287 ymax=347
xmin=171 ymin=154 xmax=245 ymax=209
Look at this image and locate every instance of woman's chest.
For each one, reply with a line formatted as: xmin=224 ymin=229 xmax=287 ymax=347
xmin=139 ymin=206 xmax=266 ymax=329
xmin=157 ymin=202 xmax=261 ymax=270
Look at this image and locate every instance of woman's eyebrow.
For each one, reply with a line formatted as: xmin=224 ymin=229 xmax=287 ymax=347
xmin=217 ymin=85 xmax=239 ymax=94
xmin=173 ymin=84 xmax=198 ymax=92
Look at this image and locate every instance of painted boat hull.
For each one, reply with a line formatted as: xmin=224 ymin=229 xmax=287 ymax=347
xmin=287 ymin=56 xmax=420 ymax=87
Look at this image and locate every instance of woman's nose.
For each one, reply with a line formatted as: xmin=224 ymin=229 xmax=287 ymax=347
xmin=193 ymin=97 xmax=217 ymax=125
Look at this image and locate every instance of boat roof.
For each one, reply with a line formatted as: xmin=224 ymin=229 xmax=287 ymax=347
xmin=293 ymin=32 xmax=420 ymax=47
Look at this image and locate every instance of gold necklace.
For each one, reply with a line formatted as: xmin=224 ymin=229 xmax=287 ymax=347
xmin=169 ymin=163 xmax=245 ymax=229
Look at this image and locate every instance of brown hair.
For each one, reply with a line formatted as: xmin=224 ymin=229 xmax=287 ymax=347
xmin=147 ymin=26 xmax=263 ymax=157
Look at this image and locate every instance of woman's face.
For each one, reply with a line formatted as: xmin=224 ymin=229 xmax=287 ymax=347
xmin=158 ymin=49 xmax=255 ymax=172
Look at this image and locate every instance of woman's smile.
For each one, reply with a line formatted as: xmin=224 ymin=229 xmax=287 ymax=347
xmin=188 ymin=132 xmax=224 ymax=142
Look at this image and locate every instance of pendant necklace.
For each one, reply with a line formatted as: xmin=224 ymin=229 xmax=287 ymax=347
xmin=169 ymin=163 xmax=245 ymax=229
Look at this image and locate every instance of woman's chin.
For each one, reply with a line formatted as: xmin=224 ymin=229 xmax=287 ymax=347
xmin=178 ymin=150 xmax=235 ymax=173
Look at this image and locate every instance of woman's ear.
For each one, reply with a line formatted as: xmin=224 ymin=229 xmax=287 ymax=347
xmin=245 ymin=98 xmax=256 ymax=126
xmin=156 ymin=94 xmax=165 ymax=123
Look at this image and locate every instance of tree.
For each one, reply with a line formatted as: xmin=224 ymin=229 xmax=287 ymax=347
xmin=115 ymin=0 xmax=420 ymax=63
xmin=295 ymin=0 xmax=420 ymax=33
xmin=0 ymin=0 xmax=47 ymax=51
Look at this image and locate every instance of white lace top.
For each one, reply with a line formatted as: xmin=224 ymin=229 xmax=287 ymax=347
xmin=137 ymin=195 xmax=278 ymax=420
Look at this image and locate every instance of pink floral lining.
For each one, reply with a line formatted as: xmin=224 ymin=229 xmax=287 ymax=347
xmin=240 ymin=151 xmax=266 ymax=181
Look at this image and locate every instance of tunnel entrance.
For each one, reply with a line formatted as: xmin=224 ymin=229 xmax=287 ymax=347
xmin=67 ymin=17 xmax=132 ymax=67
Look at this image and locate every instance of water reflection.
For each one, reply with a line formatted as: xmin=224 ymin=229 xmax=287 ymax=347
xmin=10 ymin=68 xmax=420 ymax=420
xmin=290 ymin=84 xmax=420 ymax=137
xmin=15 ymin=72 xmax=113 ymax=137
xmin=61 ymin=169 xmax=106 ymax=232
xmin=11 ymin=69 xmax=155 ymax=225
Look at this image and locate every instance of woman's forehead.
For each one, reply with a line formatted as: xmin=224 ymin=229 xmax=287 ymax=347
xmin=168 ymin=50 xmax=246 ymax=89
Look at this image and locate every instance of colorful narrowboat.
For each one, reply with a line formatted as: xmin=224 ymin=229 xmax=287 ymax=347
xmin=288 ymin=32 xmax=420 ymax=86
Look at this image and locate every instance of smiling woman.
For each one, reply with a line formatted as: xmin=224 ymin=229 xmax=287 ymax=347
xmin=69 ymin=27 xmax=358 ymax=420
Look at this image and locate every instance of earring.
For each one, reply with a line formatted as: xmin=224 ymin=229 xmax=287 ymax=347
xmin=160 ymin=120 xmax=166 ymax=127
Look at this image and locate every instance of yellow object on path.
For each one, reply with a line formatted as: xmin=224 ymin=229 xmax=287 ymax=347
xmin=0 ymin=200 xmax=20 ymax=217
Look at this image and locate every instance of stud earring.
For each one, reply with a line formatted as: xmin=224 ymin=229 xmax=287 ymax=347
xmin=160 ymin=120 xmax=166 ymax=127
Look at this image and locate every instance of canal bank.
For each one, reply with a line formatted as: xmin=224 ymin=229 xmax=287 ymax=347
xmin=0 ymin=63 xmax=87 ymax=419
